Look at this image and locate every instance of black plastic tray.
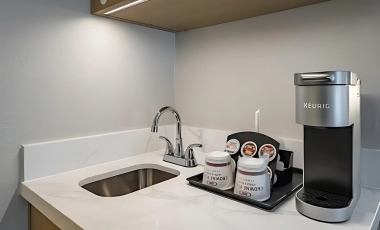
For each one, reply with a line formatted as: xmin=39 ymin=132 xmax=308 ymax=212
xmin=187 ymin=168 xmax=303 ymax=211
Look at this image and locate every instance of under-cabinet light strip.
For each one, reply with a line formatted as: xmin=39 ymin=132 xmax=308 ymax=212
xmin=104 ymin=0 xmax=149 ymax=15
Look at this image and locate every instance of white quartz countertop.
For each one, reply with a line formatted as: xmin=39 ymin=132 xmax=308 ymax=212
xmin=22 ymin=150 xmax=380 ymax=230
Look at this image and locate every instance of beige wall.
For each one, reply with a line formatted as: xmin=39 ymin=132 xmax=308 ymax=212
xmin=175 ymin=0 xmax=380 ymax=141
xmin=0 ymin=0 xmax=175 ymax=229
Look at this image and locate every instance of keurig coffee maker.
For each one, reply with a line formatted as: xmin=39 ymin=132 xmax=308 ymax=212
xmin=294 ymin=71 xmax=361 ymax=223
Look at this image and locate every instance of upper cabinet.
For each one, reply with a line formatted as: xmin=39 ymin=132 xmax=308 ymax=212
xmin=91 ymin=0 xmax=329 ymax=33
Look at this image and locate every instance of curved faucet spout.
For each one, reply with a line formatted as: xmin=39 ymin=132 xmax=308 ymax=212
xmin=151 ymin=106 xmax=182 ymax=139
xmin=151 ymin=106 xmax=183 ymax=157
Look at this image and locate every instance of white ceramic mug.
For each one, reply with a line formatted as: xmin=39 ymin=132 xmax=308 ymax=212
xmin=202 ymin=151 xmax=236 ymax=190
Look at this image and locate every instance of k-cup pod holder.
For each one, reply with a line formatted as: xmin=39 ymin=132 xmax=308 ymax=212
xmin=225 ymin=132 xmax=295 ymax=190
xmin=186 ymin=132 xmax=301 ymax=211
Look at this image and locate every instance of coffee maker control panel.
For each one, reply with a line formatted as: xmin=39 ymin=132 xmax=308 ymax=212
xmin=295 ymin=71 xmax=359 ymax=127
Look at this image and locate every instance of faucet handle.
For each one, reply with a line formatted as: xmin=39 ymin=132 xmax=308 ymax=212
xmin=159 ymin=136 xmax=174 ymax=155
xmin=185 ymin=144 xmax=202 ymax=160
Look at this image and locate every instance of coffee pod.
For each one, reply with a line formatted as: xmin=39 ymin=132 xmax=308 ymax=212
xmin=259 ymin=144 xmax=277 ymax=161
xmin=274 ymin=174 xmax=278 ymax=185
xmin=225 ymin=139 xmax=240 ymax=155
xmin=267 ymin=166 xmax=273 ymax=179
xmin=241 ymin=141 xmax=257 ymax=158
xmin=276 ymin=161 xmax=285 ymax=171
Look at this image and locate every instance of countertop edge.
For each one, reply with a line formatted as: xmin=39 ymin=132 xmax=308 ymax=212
xmin=22 ymin=183 xmax=83 ymax=230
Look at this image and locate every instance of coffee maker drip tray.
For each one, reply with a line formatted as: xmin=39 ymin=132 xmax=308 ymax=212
xmin=297 ymin=188 xmax=352 ymax=209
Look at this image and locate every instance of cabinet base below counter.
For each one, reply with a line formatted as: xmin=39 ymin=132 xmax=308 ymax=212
xmin=29 ymin=204 xmax=60 ymax=230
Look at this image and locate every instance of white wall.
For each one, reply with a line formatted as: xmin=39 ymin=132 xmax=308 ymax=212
xmin=175 ymin=0 xmax=380 ymax=142
xmin=0 ymin=0 xmax=175 ymax=229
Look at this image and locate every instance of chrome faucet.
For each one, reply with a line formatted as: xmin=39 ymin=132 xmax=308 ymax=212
xmin=151 ymin=106 xmax=201 ymax=167
xmin=151 ymin=106 xmax=184 ymax=157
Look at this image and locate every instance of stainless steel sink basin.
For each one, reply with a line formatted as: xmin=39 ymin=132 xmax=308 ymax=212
xmin=81 ymin=168 xmax=178 ymax=197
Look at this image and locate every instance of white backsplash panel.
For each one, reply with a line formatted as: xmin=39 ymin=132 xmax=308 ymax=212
xmin=24 ymin=124 xmax=379 ymax=189
xmin=23 ymin=125 xmax=174 ymax=181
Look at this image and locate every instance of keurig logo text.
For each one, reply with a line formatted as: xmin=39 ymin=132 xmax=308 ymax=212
xmin=304 ymin=103 xmax=330 ymax=109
